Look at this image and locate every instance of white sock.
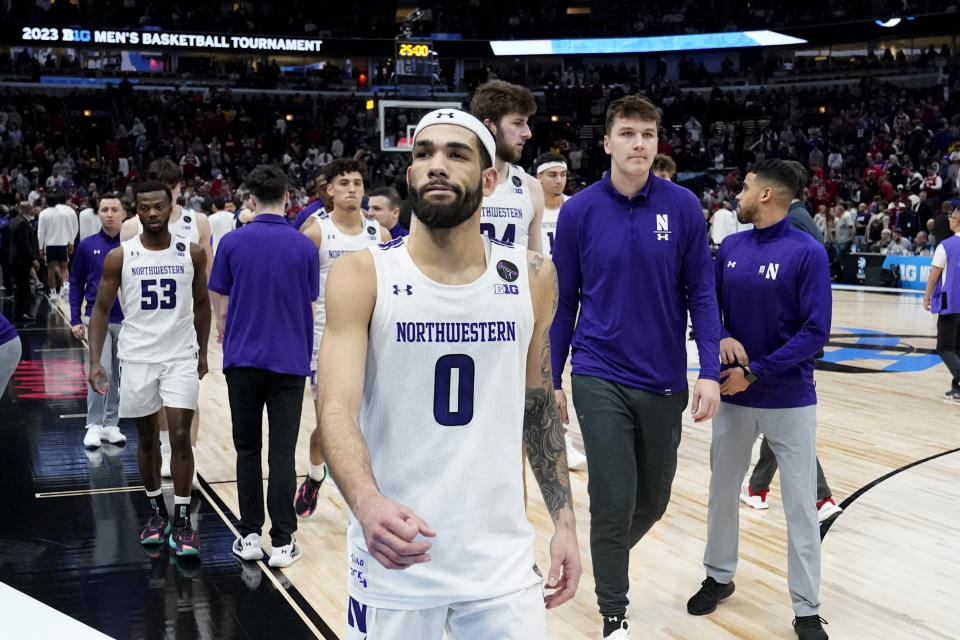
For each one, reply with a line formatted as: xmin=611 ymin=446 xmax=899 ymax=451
xmin=159 ymin=430 xmax=170 ymax=448
xmin=173 ymin=494 xmax=191 ymax=521
xmin=308 ymin=463 xmax=326 ymax=482
xmin=146 ymin=487 xmax=163 ymax=498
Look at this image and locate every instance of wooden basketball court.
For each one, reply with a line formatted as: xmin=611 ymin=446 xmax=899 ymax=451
xmin=189 ymin=288 xmax=959 ymax=639
xmin=3 ymin=288 xmax=956 ymax=639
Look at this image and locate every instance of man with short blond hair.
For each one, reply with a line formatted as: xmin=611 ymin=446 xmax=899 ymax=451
xmin=551 ymin=94 xmax=721 ymax=639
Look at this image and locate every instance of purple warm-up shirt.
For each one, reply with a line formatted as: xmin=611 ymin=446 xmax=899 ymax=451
xmin=550 ymin=171 xmax=721 ymax=395
xmin=715 ymin=216 xmax=832 ymax=409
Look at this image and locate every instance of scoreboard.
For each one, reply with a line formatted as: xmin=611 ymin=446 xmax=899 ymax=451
xmin=395 ymin=39 xmax=437 ymax=82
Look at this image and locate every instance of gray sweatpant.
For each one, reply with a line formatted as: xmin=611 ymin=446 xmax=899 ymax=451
xmin=0 ymin=336 xmax=22 ymax=396
xmin=703 ymin=402 xmax=821 ymax=617
xmin=83 ymin=318 xmax=121 ymax=427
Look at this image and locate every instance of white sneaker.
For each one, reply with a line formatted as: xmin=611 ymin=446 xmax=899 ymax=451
xmin=83 ymin=424 xmax=103 ymax=448
xmin=160 ymin=443 xmax=172 ymax=478
xmin=817 ymin=498 xmax=843 ymax=522
xmin=268 ymin=540 xmax=302 ymax=568
xmin=739 ymin=478 xmax=769 ymax=510
xmin=232 ymin=533 xmax=264 ymax=561
xmin=99 ymin=425 xmax=126 ymax=445
xmin=604 ymin=619 xmax=630 ymax=639
xmin=565 ymin=434 xmax=588 ymax=471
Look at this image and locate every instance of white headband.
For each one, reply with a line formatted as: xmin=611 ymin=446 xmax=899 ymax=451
xmin=412 ymin=109 xmax=497 ymax=168
xmin=537 ymin=161 xmax=567 ymax=175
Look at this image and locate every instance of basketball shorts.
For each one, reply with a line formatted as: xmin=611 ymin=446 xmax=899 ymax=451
xmin=118 ymin=356 xmax=200 ymax=418
xmin=344 ymin=583 xmax=546 ymax=640
xmin=45 ymin=245 xmax=68 ymax=262
xmin=309 ymin=323 xmax=324 ymax=398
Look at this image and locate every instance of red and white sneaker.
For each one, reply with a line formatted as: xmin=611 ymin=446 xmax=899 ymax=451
xmin=739 ymin=479 xmax=769 ymax=510
xmin=816 ymin=497 xmax=843 ymax=522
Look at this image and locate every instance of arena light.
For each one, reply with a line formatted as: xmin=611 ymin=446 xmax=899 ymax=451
xmin=875 ymin=18 xmax=902 ymax=27
xmin=285 ymin=114 xmax=293 ymax=121
xmin=551 ymin=115 xmax=559 ymax=122
xmin=490 ymin=30 xmax=806 ymax=56
xmin=83 ymin=109 xmax=92 ymax=117
xmin=366 ymin=99 xmax=375 ymax=110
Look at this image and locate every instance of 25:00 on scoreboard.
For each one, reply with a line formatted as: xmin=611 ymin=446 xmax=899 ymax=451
xmin=398 ymin=42 xmax=431 ymax=58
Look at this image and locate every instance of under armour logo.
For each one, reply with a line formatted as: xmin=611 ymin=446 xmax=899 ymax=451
xmin=656 ymin=233 xmax=670 ymax=241
xmin=392 ymin=284 xmax=413 ymax=296
xmin=726 ymin=260 xmax=736 ymax=268
xmin=93 ymin=249 xmax=101 ymax=255
xmin=436 ymin=111 xmax=456 ymax=119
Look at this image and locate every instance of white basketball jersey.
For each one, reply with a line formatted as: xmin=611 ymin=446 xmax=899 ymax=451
xmin=137 ymin=207 xmax=201 ymax=244
xmin=480 ymin=164 xmax=535 ymax=247
xmin=540 ymin=194 xmax=570 ymax=256
xmin=347 ymin=237 xmax=538 ymax=609
xmin=315 ymin=212 xmax=381 ymax=337
xmin=117 ymin=234 xmax=197 ymax=363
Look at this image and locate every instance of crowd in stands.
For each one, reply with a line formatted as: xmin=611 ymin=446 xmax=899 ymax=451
xmin=2 ymin=54 xmax=959 ymax=287
xmin=5 ymin=0 xmax=955 ymax=39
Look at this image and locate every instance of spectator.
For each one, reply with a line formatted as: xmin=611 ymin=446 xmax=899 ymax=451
xmin=871 ymin=228 xmax=894 ymax=253
xmin=207 ymin=196 xmax=236 ymax=255
xmin=889 ymin=227 xmax=912 ymax=254
xmin=366 ymin=186 xmax=407 ymax=239
xmin=652 ymin=154 xmax=677 ymax=181
xmin=9 ymin=202 xmax=41 ymax=320
xmin=36 ymin=188 xmax=78 ymax=299
xmin=783 ymin=161 xmax=822 ymax=242
xmin=865 ymin=205 xmax=891 ymax=245
xmin=914 ymin=231 xmax=934 ymax=256
xmin=710 ymin=200 xmax=752 ymax=246
xmin=933 ymin=204 xmax=956 ymax=244
xmin=78 ymin=197 xmax=101 ymax=241
xmin=834 ymin=203 xmax=856 ymax=255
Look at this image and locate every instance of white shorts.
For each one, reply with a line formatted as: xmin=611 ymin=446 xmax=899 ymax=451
xmin=310 ymin=323 xmax=324 ymax=398
xmin=118 ymin=357 xmax=200 ymax=418
xmin=344 ymin=584 xmax=546 ymax=640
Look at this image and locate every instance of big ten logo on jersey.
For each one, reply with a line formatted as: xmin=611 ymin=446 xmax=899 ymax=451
xmin=350 ymin=554 xmax=368 ymax=589
xmin=655 ymin=214 xmax=671 ymax=241
xmin=757 ymin=262 xmax=780 ymax=280
xmin=494 ymin=283 xmax=520 ymax=295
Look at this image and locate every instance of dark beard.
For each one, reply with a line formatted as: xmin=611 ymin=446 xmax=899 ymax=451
xmin=495 ymin=134 xmax=521 ymax=164
xmin=409 ymin=178 xmax=483 ymax=230
xmin=736 ymin=205 xmax=753 ymax=224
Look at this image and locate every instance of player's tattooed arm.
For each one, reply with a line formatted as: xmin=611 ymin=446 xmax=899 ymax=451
xmin=524 ymin=252 xmax=574 ymax=524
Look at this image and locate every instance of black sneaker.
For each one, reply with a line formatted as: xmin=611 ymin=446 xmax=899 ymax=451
xmin=687 ymin=577 xmax=735 ymax=615
xmin=793 ymin=615 xmax=828 ymax=640
xmin=294 ymin=470 xmax=326 ymax=519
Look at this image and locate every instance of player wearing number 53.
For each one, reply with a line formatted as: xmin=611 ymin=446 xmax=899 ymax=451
xmin=319 ymin=109 xmax=580 ymax=640
xmin=88 ymin=181 xmax=210 ymax=556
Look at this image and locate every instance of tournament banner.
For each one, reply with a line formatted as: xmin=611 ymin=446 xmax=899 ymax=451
xmin=881 ymin=255 xmax=934 ymax=291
